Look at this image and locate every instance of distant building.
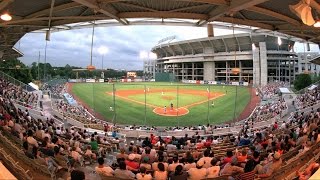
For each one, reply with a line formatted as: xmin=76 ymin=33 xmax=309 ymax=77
xmin=152 ymin=33 xmax=300 ymax=86
xmin=143 ymin=59 xmax=156 ymax=80
xmin=127 ymin=71 xmax=137 ymax=78
xmin=296 ymin=52 xmax=320 ymax=75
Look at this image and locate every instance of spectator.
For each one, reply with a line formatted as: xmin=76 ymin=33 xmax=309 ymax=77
xmin=169 ymin=165 xmax=188 ymax=180
xmin=89 ymin=137 xmax=98 ymax=151
xmin=114 ymin=161 xmax=135 ymax=179
xmin=70 ymin=170 xmax=85 ymax=180
xmin=184 ymin=157 xmax=196 ymax=171
xmin=296 ymin=162 xmax=319 ymax=180
xmin=207 ymin=157 xmax=220 ymax=178
xmin=188 ymin=160 xmax=207 ymax=179
xmin=168 ymin=156 xmax=182 ymax=172
xmin=236 ymin=159 xmax=256 ymax=180
xmin=125 ymin=154 xmax=139 ymax=171
xmin=152 ymin=155 xmax=168 ymax=171
xmin=255 ymin=152 xmax=282 ymax=178
xmin=154 ymin=163 xmax=168 ymax=180
xmin=220 ymin=157 xmax=244 ymax=176
xmin=197 ymin=149 xmax=212 ymax=168
xmin=140 ymin=157 xmax=152 ymax=171
xmin=136 ymin=166 xmax=152 ymax=180
xmin=95 ymin=157 xmax=114 ymax=177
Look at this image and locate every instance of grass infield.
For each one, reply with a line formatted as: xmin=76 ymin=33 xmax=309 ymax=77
xmin=70 ymin=82 xmax=251 ymax=126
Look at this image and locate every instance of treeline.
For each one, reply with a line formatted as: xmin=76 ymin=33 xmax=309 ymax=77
xmin=0 ymin=58 xmax=143 ymax=84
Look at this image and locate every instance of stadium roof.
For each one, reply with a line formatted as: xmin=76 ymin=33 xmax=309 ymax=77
xmin=152 ymin=33 xmax=296 ymax=58
xmin=1 ymin=0 xmax=320 ymax=59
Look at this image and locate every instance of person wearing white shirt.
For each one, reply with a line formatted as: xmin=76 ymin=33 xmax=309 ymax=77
xmin=197 ymin=149 xmax=212 ymax=168
xmin=71 ymin=147 xmax=82 ymax=162
xmin=207 ymin=158 xmax=220 ymax=178
xmin=26 ymin=130 xmax=38 ymax=148
xmin=188 ymin=160 xmax=207 ymax=180
xmin=55 ymin=127 xmax=61 ymax=135
xmin=154 ymin=163 xmax=168 ymax=180
xmin=136 ymin=167 xmax=152 ymax=180
xmin=95 ymin=157 xmax=114 ymax=177
xmin=168 ymin=157 xmax=183 ymax=172
xmin=280 ymin=121 xmax=286 ymax=129
xmin=184 ymin=158 xmax=196 ymax=171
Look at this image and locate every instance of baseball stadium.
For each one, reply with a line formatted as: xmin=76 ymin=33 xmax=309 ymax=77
xmin=0 ymin=0 xmax=320 ymax=180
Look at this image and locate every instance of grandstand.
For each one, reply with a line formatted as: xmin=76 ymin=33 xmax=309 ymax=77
xmin=1 ymin=0 xmax=320 ymax=180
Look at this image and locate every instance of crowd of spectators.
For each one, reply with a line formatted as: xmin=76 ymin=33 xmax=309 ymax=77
xmin=0 ymin=79 xmax=39 ymax=108
xmin=259 ymin=82 xmax=286 ymax=99
xmin=295 ymin=86 xmax=320 ymax=110
xmin=0 ymin=79 xmax=319 ymax=180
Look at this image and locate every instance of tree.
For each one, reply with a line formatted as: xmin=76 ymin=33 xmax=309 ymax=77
xmin=0 ymin=58 xmax=32 ymax=83
xmin=294 ymin=74 xmax=312 ymax=91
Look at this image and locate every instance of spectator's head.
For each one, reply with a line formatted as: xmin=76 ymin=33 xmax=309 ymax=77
xmin=204 ymin=149 xmax=210 ymax=157
xmin=158 ymin=162 xmax=165 ymax=172
xmin=241 ymin=149 xmax=247 ymax=156
xmin=174 ymin=165 xmax=183 ymax=175
xmin=231 ymin=157 xmax=238 ymax=166
xmin=158 ymin=155 xmax=164 ymax=162
xmin=145 ymin=147 xmax=151 ymax=154
xmin=253 ymin=151 xmax=260 ymax=159
xmin=187 ymin=157 xmax=194 ymax=164
xmin=71 ymin=170 xmax=85 ymax=180
xmin=196 ymin=160 xmax=204 ymax=169
xmin=119 ymin=161 xmax=126 ymax=170
xmin=98 ymin=157 xmax=104 ymax=165
xmin=226 ymin=150 xmax=233 ymax=157
xmin=273 ymin=152 xmax=281 ymax=161
xmin=140 ymin=166 xmax=147 ymax=174
xmin=53 ymin=146 xmax=60 ymax=155
xmin=27 ymin=130 xmax=33 ymax=137
xmin=244 ymin=159 xmax=255 ymax=172
xmin=143 ymin=156 xmax=149 ymax=163
xmin=128 ymin=154 xmax=135 ymax=161
xmin=173 ymin=156 xmax=179 ymax=163
xmin=211 ymin=157 xmax=218 ymax=166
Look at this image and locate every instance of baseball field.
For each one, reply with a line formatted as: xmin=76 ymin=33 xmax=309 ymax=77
xmin=69 ymin=82 xmax=256 ymax=126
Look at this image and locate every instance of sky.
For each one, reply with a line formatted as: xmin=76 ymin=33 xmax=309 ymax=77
xmin=16 ymin=25 xmax=320 ymax=70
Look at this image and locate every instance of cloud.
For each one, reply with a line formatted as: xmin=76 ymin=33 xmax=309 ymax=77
xmin=15 ymin=25 xmax=319 ymax=70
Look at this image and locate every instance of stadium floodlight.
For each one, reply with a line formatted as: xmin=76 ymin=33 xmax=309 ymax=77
xmin=0 ymin=13 xmax=12 ymax=21
xmin=277 ymin=37 xmax=282 ymax=46
xmin=98 ymin=46 xmax=109 ymax=55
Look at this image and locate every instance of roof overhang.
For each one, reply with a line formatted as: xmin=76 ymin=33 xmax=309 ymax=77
xmin=1 ymin=0 xmax=320 ymax=59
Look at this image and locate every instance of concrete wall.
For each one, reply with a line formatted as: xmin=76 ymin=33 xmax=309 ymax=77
xmin=259 ymin=42 xmax=268 ymax=86
xmin=252 ymin=47 xmax=260 ymax=86
xmin=203 ymin=61 xmax=215 ymax=81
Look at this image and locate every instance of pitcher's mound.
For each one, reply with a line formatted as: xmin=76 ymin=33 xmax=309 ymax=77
xmin=153 ymin=107 xmax=189 ymax=116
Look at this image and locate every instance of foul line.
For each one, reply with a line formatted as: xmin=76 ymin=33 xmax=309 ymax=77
xmin=106 ymin=92 xmax=225 ymax=109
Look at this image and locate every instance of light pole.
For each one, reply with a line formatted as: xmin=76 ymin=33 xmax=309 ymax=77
xmin=98 ymin=46 xmax=109 ymax=79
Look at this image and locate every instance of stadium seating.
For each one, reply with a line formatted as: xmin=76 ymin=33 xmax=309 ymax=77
xmin=0 ymin=74 xmax=320 ymax=179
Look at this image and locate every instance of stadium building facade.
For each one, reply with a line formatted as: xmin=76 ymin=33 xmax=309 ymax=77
xmin=151 ymin=33 xmax=299 ymax=86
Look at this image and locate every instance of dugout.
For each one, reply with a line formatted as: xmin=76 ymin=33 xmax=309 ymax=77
xmin=155 ymin=72 xmax=176 ymax=82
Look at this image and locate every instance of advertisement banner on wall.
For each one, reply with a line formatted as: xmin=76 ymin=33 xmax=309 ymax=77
xmin=86 ymin=79 xmax=95 ymax=83
xmin=99 ymin=79 xmax=104 ymax=83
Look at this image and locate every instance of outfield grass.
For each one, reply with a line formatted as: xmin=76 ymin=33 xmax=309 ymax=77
xmin=71 ymin=82 xmax=251 ymax=126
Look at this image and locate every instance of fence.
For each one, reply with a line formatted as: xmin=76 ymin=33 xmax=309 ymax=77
xmin=64 ymin=83 xmax=254 ymax=127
